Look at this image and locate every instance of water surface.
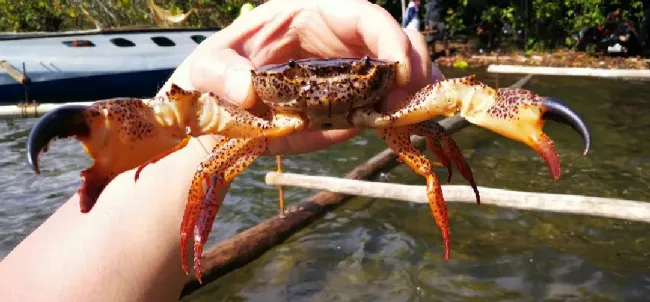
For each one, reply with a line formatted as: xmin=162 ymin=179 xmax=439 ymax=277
xmin=1 ymin=69 xmax=649 ymax=301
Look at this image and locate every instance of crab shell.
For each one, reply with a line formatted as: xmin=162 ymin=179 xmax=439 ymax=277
xmin=251 ymin=57 xmax=397 ymax=130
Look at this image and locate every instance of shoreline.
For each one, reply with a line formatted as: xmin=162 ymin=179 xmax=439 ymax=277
xmin=434 ymin=48 xmax=650 ymax=70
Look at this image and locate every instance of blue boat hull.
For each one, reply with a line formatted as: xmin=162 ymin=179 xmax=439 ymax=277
xmin=0 ymin=69 xmax=175 ymax=103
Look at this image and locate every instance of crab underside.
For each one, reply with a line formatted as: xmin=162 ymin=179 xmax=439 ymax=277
xmin=26 ymin=57 xmax=591 ymax=283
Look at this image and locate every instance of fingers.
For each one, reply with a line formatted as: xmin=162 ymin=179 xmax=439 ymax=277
xmin=157 ymin=47 xmax=258 ymax=109
xmin=401 ymin=28 xmax=433 ymax=91
xmin=382 ymin=28 xmax=438 ymax=112
xmin=313 ymin=0 xmax=413 ymax=86
xmin=188 ymin=48 xmax=258 ymax=108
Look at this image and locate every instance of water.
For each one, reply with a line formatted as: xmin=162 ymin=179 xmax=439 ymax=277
xmin=1 ymin=69 xmax=649 ymax=301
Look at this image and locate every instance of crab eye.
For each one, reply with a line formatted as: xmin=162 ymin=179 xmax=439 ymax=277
xmin=288 ymin=59 xmax=296 ymax=68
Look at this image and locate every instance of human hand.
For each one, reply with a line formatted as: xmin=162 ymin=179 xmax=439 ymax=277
xmin=160 ymin=0 xmax=444 ymax=157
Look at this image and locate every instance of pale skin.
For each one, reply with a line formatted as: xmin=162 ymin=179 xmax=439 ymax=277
xmin=0 ymin=0 xmax=442 ymax=301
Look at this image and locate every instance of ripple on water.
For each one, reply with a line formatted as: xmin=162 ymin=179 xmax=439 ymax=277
xmin=2 ymin=70 xmax=650 ymax=301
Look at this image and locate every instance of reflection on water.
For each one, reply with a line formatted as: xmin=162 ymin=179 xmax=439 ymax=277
xmin=0 ymin=69 xmax=649 ymax=301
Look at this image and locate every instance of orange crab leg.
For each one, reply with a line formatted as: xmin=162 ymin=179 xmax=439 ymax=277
xmin=408 ymin=120 xmax=480 ymax=204
xmin=378 ymin=126 xmax=450 ymax=260
xmin=179 ymin=136 xmax=230 ymax=276
xmin=180 ymin=136 xmax=268 ymax=283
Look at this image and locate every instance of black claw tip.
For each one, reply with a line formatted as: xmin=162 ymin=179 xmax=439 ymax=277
xmin=27 ymin=105 xmax=90 ymax=174
xmin=542 ymin=97 xmax=591 ymax=156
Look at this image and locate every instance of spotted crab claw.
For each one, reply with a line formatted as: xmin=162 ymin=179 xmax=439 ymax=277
xmin=461 ymin=87 xmax=591 ymax=181
xmin=353 ymin=75 xmax=591 ymax=182
xmin=26 ymin=97 xmax=191 ymax=213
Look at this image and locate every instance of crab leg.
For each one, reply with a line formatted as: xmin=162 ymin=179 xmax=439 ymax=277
xmin=352 ymin=75 xmax=591 ymax=181
xmin=378 ymin=126 xmax=450 ymax=259
xmin=407 ymin=120 xmax=480 ymax=204
xmin=182 ymin=136 xmax=268 ymax=283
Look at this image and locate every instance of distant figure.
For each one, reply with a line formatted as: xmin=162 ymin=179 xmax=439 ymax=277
xmin=642 ymin=0 xmax=650 ymax=50
xmin=425 ymin=0 xmax=450 ymax=57
xmin=476 ymin=20 xmax=502 ymax=52
xmin=605 ymin=7 xmax=622 ymax=33
xmin=403 ymin=0 xmax=421 ymax=31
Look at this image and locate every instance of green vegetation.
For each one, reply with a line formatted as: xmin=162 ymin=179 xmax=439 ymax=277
xmin=376 ymin=0 xmax=645 ymax=52
xmin=0 ymin=0 xmax=646 ymax=52
xmin=0 ymin=0 xmax=263 ymax=32
xmin=431 ymin=0 xmax=644 ymax=51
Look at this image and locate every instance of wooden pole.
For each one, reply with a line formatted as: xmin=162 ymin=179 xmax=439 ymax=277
xmin=0 ymin=101 xmax=95 ymax=119
xmin=0 ymin=60 xmax=31 ymax=85
xmin=487 ymin=64 xmax=650 ymax=79
xmin=179 ymin=74 xmax=534 ymax=297
xmin=265 ymin=172 xmax=650 ymax=224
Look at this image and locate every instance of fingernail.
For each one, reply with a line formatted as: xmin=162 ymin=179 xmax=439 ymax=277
xmin=396 ymin=59 xmax=411 ymax=87
xmin=225 ymin=68 xmax=253 ymax=107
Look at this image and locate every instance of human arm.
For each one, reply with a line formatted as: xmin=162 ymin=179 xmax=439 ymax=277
xmin=0 ymin=0 xmax=438 ymax=301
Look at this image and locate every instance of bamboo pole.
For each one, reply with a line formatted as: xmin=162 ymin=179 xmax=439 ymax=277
xmin=0 ymin=101 xmax=95 ymax=119
xmin=265 ymin=172 xmax=650 ymax=224
xmin=179 ymin=74 xmax=534 ymax=297
xmin=487 ymin=64 xmax=650 ymax=79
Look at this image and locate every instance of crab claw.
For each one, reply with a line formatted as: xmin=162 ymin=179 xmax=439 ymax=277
xmin=27 ymin=104 xmax=90 ymax=175
xmin=542 ymin=97 xmax=591 ymax=156
xmin=26 ymin=98 xmax=189 ymax=213
xmin=463 ymin=88 xmax=591 ymax=181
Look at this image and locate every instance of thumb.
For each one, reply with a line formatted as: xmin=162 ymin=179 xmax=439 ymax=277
xmin=189 ymin=48 xmax=258 ymax=108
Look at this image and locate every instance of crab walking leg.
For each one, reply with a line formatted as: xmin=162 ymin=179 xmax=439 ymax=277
xmin=351 ymin=75 xmax=591 ymax=181
xmin=180 ymin=137 xmax=268 ymax=283
xmin=377 ymin=126 xmax=451 ymax=260
xmin=276 ymin=155 xmax=286 ymax=218
xmin=407 ymin=120 xmax=480 ymax=204
xmin=191 ymin=175 xmax=224 ymax=285
xmin=179 ymin=136 xmax=230 ymax=275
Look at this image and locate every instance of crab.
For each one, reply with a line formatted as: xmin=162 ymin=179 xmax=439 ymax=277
xmin=26 ymin=57 xmax=591 ymax=284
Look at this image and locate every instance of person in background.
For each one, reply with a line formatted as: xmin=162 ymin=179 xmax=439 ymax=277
xmin=403 ymin=0 xmax=421 ymax=31
xmin=642 ymin=0 xmax=650 ymax=52
xmin=424 ymin=0 xmax=450 ymax=57
xmin=604 ymin=7 xmax=622 ymax=34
